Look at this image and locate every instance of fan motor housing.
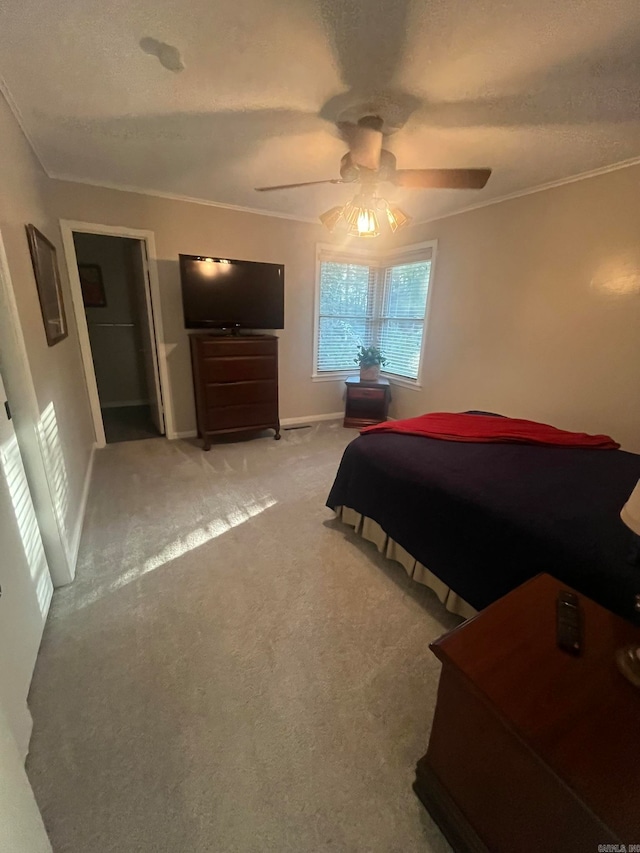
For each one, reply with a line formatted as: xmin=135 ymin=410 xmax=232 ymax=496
xmin=340 ymin=150 xmax=397 ymax=183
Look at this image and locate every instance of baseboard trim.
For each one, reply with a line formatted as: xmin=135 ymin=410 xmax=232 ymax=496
xmin=172 ymin=430 xmax=198 ymax=440
xmin=171 ymin=414 xmax=343 ymax=438
xmin=68 ymin=443 xmax=96 ymax=576
xmin=281 ymin=412 xmax=343 ymax=427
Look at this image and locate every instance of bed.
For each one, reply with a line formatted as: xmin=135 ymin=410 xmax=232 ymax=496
xmin=326 ymin=428 xmax=640 ymax=623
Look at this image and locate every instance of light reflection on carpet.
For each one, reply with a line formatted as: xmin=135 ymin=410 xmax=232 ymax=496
xmin=73 ymin=494 xmax=277 ymax=611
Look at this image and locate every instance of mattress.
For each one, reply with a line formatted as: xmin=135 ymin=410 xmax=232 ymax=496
xmin=327 ymin=432 xmax=640 ymax=622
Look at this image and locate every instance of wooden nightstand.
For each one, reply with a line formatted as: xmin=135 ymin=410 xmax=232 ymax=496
xmin=414 ymin=573 xmax=640 ymax=852
xmin=343 ymin=376 xmax=391 ymax=429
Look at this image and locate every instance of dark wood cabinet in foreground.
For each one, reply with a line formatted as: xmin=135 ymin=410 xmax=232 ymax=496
xmin=189 ymin=334 xmax=280 ymax=450
xmin=343 ymin=376 xmax=391 ymax=429
xmin=414 ymin=573 xmax=640 ymax=853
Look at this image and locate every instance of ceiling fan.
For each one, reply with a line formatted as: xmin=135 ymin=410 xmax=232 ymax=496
xmin=255 ymin=116 xmax=491 ymax=237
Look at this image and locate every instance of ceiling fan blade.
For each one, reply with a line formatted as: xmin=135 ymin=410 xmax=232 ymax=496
xmin=341 ymin=119 xmax=383 ymax=170
xmin=255 ymin=179 xmax=344 ymax=192
xmin=393 ymin=168 xmax=492 ymax=190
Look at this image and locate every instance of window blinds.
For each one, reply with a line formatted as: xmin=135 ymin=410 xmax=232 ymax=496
xmin=316 ymin=261 xmax=376 ymax=372
xmin=379 ymin=260 xmax=431 ymax=380
xmin=315 ymin=245 xmax=433 ymax=380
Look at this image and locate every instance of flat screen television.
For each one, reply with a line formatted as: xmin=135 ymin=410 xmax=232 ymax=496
xmin=179 ymin=254 xmax=284 ymax=330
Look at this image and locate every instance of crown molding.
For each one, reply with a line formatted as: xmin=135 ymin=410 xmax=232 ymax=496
xmin=1 ymin=73 xmax=319 ymax=226
xmin=5 ymin=69 xmax=640 ymax=230
xmin=411 ymin=154 xmax=640 ymax=228
xmin=0 ymin=75 xmax=50 ymax=174
xmin=50 ymin=151 xmax=640 ymax=232
xmin=47 ymin=172 xmax=322 ymax=225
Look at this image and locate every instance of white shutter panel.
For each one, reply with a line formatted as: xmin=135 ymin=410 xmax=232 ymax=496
xmin=316 ymin=261 xmax=376 ymax=372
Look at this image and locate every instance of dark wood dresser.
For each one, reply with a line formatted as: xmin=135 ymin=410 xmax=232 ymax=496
xmin=414 ymin=573 xmax=640 ymax=853
xmin=343 ymin=376 xmax=391 ymax=428
xmin=189 ymin=334 xmax=280 ymax=449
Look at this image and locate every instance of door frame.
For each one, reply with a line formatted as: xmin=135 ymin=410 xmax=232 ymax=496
xmin=59 ymin=221 xmax=175 ymax=447
xmin=0 ymin=231 xmax=73 ymax=586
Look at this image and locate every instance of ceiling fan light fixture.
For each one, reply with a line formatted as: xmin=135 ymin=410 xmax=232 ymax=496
xmin=341 ymin=196 xmax=379 ymax=238
xmin=319 ymin=193 xmax=406 ymax=239
xmin=319 ymin=205 xmax=344 ymax=233
xmin=341 ymin=199 xmax=358 ymax=229
xmin=353 ymin=206 xmax=380 ymax=238
xmin=385 ymin=203 xmax=411 ymax=233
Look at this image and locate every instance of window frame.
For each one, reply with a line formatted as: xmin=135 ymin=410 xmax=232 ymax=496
xmin=312 ymin=240 xmax=437 ymax=389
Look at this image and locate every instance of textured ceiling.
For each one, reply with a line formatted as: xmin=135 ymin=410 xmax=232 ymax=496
xmin=2 ymin=0 xmax=640 ymax=223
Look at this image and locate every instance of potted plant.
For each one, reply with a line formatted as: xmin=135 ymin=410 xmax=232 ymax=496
xmin=355 ymin=345 xmax=388 ymax=382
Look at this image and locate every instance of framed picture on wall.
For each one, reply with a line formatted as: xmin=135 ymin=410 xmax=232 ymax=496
xmin=25 ymin=224 xmax=68 ymax=347
xmin=78 ymin=263 xmax=107 ymax=308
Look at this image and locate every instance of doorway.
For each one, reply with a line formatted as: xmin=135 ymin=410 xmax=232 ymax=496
xmin=60 ymin=223 xmax=172 ymax=447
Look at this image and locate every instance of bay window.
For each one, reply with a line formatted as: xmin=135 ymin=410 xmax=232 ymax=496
xmin=314 ymin=242 xmax=436 ymax=384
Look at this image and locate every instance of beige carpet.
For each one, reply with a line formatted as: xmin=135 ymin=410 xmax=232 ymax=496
xmin=26 ymin=422 xmax=458 ymax=853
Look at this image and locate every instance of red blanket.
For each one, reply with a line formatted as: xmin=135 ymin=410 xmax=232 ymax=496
xmin=360 ymin=412 xmax=620 ymax=449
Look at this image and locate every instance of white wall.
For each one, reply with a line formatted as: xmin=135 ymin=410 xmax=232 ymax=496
xmin=47 ymin=180 xmax=362 ymax=433
xmin=0 ymin=84 xmax=79 ymax=853
xmin=0 ymin=91 xmax=94 ymax=575
xmin=74 ymin=233 xmax=149 ymax=407
xmin=45 ymin=152 xmax=640 ymax=452
xmin=390 ymin=166 xmax=640 ymax=452
xmin=0 ymin=706 xmax=51 ymax=853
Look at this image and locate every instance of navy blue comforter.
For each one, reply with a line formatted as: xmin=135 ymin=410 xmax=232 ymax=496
xmin=326 ymin=433 xmax=640 ymax=622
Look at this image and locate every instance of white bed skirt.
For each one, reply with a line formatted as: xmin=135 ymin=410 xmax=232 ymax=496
xmin=335 ymin=506 xmax=477 ymax=620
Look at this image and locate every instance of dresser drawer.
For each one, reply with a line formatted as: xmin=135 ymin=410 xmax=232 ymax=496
xmin=349 ymin=386 xmax=386 ymax=401
xmin=205 ymin=380 xmax=277 ymax=408
xmin=206 ymin=403 xmax=278 ymax=431
xmin=202 ymin=355 xmax=277 ymax=383
xmin=190 ymin=334 xmax=280 ymax=446
xmin=197 ymin=338 xmax=276 ymax=358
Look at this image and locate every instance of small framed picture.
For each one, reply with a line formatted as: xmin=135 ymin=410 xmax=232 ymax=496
xmin=78 ymin=263 xmax=107 ymax=308
xmin=25 ymin=224 xmax=68 ymax=347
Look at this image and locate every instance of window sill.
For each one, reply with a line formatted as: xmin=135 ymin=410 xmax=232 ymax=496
xmin=312 ymin=371 xmax=422 ymax=390
xmin=312 ymin=371 xmax=353 ymax=383
xmin=382 ymin=374 xmax=423 ymax=391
